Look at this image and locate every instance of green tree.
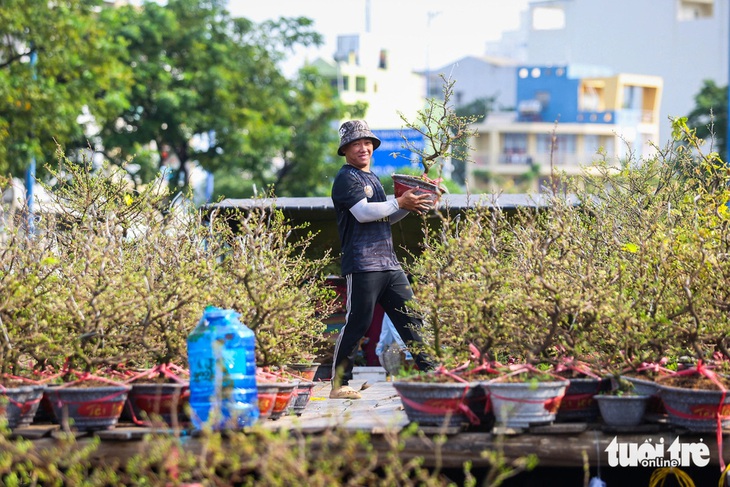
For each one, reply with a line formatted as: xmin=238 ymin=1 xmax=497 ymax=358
xmin=0 ymin=0 xmax=131 ymax=177
xmin=685 ymin=79 xmax=728 ymax=159
xmin=99 ymin=0 xmax=343 ymax=198
xmin=268 ymin=68 xmax=364 ymax=197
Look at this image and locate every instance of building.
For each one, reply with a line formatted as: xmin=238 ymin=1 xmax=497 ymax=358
xmin=506 ymin=0 xmax=728 ymax=144
xmin=468 ymin=64 xmax=663 ymax=193
xmin=423 ymin=55 xmax=518 ymax=111
xmin=310 ymin=33 xmax=425 ymax=131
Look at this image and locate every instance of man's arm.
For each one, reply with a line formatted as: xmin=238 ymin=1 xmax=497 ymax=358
xmin=349 ymin=188 xmax=433 ymax=223
xmin=349 ymin=198 xmax=400 ymax=223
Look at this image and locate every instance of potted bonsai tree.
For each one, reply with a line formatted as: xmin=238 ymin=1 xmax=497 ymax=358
xmin=207 ymin=203 xmax=338 ymax=420
xmin=391 ymin=74 xmax=478 ymax=207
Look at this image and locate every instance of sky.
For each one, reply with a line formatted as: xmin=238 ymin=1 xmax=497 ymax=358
xmin=226 ymin=0 xmax=531 ymax=74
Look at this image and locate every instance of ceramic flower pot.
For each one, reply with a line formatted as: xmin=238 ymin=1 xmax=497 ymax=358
xmin=392 ymin=379 xmax=480 ymax=428
xmin=45 ymin=383 xmax=131 ymax=432
xmin=288 ymin=381 xmax=315 ymax=416
xmin=658 ymin=381 xmax=730 ymax=432
xmin=269 ymin=381 xmax=297 ymax=420
xmin=485 ymin=379 xmax=569 ymax=428
xmin=391 ymin=174 xmax=443 ymax=207
xmin=556 ymin=377 xmax=611 ymax=422
xmin=124 ymin=381 xmax=189 ymax=426
xmin=285 ymin=363 xmax=321 ymax=381
xmin=256 ymin=382 xmax=279 ymax=420
xmin=594 ymin=394 xmax=650 ymax=427
xmin=624 ymin=375 xmax=666 ymax=415
xmin=0 ymin=384 xmax=46 ymax=429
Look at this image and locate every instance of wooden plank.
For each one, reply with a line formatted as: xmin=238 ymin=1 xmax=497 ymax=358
xmin=11 ymin=424 xmax=59 ymax=440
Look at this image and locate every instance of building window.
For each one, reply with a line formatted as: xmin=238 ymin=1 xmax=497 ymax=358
xmin=583 ymin=135 xmax=600 ymax=155
xmin=342 ymin=76 xmax=350 ymax=91
xmin=502 ymin=133 xmax=529 ymax=164
xmin=531 ymin=6 xmax=566 ymax=30
xmin=677 ymin=0 xmax=713 ymax=20
xmin=355 ymin=76 xmax=366 ymax=93
xmin=537 ymin=134 xmax=576 ymax=155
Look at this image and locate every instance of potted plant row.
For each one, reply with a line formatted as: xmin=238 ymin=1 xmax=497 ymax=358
xmin=0 ymin=152 xmax=335 ymax=432
xmin=389 ymin=113 xmax=730 ymax=443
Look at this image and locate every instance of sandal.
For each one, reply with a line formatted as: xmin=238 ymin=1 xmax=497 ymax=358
xmin=329 ymin=385 xmax=362 ymax=400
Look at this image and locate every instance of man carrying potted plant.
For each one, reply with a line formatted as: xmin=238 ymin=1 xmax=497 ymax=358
xmin=329 ymin=120 xmax=435 ymax=399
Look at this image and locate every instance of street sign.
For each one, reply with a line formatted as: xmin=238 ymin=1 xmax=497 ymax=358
xmin=370 ymin=129 xmax=424 ymax=176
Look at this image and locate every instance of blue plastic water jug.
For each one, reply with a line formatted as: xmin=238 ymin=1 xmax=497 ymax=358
xmin=187 ymin=306 xmax=259 ymax=430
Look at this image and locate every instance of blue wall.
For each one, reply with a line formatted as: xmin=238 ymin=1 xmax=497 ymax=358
xmin=516 ymin=66 xmax=580 ymax=124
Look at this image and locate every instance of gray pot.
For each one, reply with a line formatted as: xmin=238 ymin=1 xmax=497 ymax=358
xmin=658 ymin=381 xmax=730 ymax=432
xmin=624 ymin=375 xmax=666 ymax=414
xmin=288 ymin=381 xmax=315 ymax=416
xmin=393 ymin=380 xmax=478 ymax=428
xmin=594 ymin=394 xmax=650 ymax=427
xmin=485 ymin=379 xmax=569 ymax=428
xmin=45 ymin=384 xmax=131 ymax=431
xmin=0 ymin=384 xmax=46 ymax=429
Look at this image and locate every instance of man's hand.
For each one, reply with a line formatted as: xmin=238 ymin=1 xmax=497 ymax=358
xmin=396 ymin=188 xmax=435 ymax=213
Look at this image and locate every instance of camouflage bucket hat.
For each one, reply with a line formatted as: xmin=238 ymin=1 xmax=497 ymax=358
xmin=337 ymin=120 xmax=381 ymax=156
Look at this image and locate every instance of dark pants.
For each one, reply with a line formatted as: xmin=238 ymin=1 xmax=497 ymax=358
xmin=331 ymin=270 xmax=434 ymax=386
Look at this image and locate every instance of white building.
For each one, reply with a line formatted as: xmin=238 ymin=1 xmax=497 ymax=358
xmin=423 ymin=55 xmax=518 ymax=112
xmin=507 ymin=0 xmax=728 ymax=143
xmin=310 ymin=33 xmax=425 ymax=130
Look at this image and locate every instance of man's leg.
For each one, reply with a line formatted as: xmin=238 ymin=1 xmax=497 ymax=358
xmin=379 ymin=271 xmax=436 ymax=372
xmin=330 ymin=272 xmax=383 ymax=397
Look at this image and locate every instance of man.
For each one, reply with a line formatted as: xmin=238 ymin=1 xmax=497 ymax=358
xmin=330 ymin=120 xmax=435 ymax=399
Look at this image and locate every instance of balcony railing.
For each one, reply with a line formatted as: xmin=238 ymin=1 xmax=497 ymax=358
xmin=474 ymin=152 xmax=598 ymax=168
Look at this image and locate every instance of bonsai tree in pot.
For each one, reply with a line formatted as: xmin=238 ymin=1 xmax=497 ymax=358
xmin=209 ymin=203 xmax=338 ymax=373
xmin=391 ymin=75 xmax=478 ymax=206
xmin=25 ymin=151 xmax=219 ymax=428
xmin=405 ymin=198 xmax=516 ymax=371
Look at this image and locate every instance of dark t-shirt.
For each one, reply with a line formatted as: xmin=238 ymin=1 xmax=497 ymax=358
xmin=331 ymin=164 xmax=401 ymax=275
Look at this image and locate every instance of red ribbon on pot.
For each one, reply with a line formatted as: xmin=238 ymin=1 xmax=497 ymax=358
xmin=659 ymin=361 xmax=728 ymax=471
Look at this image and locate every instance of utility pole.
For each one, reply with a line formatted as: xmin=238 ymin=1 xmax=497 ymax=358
xmin=25 ymin=46 xmax=37 ymax=236
xmin=425 ymin=11 xmax=441 ymax=100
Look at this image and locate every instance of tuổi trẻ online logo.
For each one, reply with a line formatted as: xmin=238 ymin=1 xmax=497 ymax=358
xmin=605 ymin=436 xmax=710 ymax=468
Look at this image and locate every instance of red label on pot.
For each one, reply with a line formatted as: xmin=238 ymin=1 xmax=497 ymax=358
xmin=560 ymin=393 xmax=594 ymax=411
xmin=689 ymin=403 xmax=730 ymax=418
xmin=77 ymin=401 xmax=124 ymax=418
xmin=133 ymin=395 xmax=182 ymax=413
xmin=273 ymin=392 xmax=293 ymax=411
xmin=423 ymin=398 xmax=462 ymax=411
xmin=258 ymin=394 xmax=275 ymax=412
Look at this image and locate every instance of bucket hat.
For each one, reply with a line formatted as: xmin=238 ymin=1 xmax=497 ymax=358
xmin=337 ymin=120 xmax=381 ymax=156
